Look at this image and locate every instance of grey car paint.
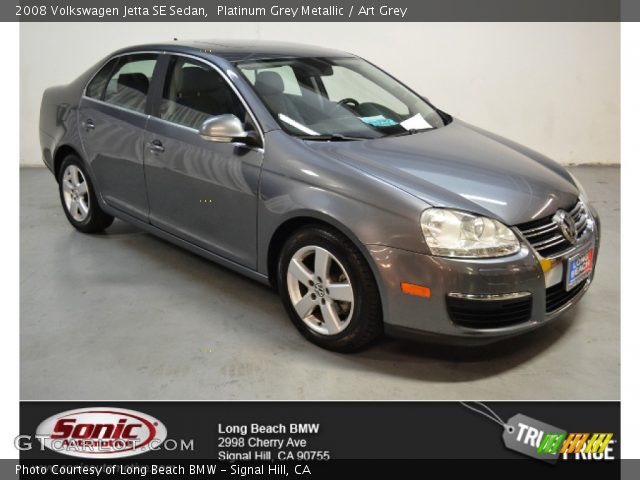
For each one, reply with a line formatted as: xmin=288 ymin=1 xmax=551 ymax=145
xmin=304 ymin=120 xmax=579 ymax=226
xmin=79 ymin=95 xmax=152 ymax=220
xmin=142 ymin=109 xmax=263 ymax=268
xmin=39 ymin=40 xmax=599 ymax=343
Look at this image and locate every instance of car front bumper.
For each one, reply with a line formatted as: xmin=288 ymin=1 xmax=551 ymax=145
xmin=368 ymin=206 xmax=600 ymax=344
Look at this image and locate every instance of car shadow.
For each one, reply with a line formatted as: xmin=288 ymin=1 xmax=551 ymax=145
xmin=91 ymin=219 xmax=577 ymax=384
xmin=338 ymin=311 xmax=577 ymax=383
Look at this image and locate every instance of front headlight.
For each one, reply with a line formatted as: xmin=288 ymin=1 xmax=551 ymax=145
xmin=420 ymin=208 xmax=520 ymax=258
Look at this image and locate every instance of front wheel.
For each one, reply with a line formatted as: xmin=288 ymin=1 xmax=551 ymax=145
xmin=58 ymin=155 xmax=114 ymax=233
xmin=277 ymin=226 xmax=383 ymax=352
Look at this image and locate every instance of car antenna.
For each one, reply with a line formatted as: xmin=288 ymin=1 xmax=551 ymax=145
xmin=173 ymin=37 xmax=178 ymax=41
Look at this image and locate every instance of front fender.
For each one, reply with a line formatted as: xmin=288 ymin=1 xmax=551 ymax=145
xmin=257 ymin=131 xmax=431 ymax=278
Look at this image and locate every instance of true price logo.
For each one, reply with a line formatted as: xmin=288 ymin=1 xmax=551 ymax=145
xmin=36 ymin=407 xmax=167 ymax=458
xmin=503 ymin=414 xmax=614 ymax=463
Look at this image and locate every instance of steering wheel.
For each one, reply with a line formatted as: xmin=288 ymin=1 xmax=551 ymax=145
xmin=337 ymin=97 xmax=360 ymax=108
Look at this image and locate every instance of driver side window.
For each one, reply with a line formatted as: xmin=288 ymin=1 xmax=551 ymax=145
xmin=160 ymin=56 xmax=248 ymax=130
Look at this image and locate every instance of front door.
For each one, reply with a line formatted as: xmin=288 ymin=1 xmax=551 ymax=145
xmin=143 ymin=55 xmax=263 ymax=269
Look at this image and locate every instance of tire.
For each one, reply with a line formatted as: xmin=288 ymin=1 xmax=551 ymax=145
xmin=58 ymin=155 xmax=114 ymax=233
xmin=277 ymin=225 xmax=383 ymax=352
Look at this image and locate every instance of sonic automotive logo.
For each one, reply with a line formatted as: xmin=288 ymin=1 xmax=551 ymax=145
xmin=539 ymin=432 xmax=614 ymax=458
xmin=35 ymin=407 xmax=167 ymax=458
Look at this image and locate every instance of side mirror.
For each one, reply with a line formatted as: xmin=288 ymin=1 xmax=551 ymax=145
xmin=198 ymin=114 xmax=260 ymax=147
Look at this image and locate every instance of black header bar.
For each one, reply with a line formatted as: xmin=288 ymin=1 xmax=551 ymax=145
xmin=5 ymin=0 xmax=637 ymax=22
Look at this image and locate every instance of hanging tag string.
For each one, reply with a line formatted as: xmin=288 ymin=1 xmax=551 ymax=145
xmin=459 ymin=402 xmax=514 ymax=433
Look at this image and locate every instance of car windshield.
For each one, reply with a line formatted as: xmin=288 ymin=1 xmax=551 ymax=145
xmin=236 ymin=57 xmax=448 ymax=140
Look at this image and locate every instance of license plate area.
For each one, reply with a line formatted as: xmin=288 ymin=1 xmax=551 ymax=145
xmin=566 ymin=247 xmax=594 ymax=291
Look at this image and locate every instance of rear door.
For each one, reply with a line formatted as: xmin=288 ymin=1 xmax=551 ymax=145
xmin=143 ymin=55 xmax=264 ymax=268
xmin=79 ymin=53 xmax=160 ymax=220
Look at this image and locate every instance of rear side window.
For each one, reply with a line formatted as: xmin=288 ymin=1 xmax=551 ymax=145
xmin=86 ymin=54 xmax=158 ymax=113
xmin=86 ymin=58 xmax=119 ymax=100
xmin=159 ymin=56 xmax=247 ymax=129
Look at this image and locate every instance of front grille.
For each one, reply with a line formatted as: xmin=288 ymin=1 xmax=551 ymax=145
xmin=545 ymin=280 xmax=588 ymax=313
xmin=517 ymin=200 xmax=590 ymax=257
xmin=447 ymin=295 xmax=532 ymax=329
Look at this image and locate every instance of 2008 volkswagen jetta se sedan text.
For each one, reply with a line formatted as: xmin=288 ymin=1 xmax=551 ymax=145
xmin=39 ymin=40 xmax=600 ymax=352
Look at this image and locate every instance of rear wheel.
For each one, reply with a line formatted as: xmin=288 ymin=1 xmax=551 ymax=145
xmin=277 ymin=226 xmax=383 ymax=352
xmin=58 ymin=155 xmax=114 ymax=233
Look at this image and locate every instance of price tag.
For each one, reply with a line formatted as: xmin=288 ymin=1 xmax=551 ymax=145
xmin=502 ymin=414 xmax=567 ymax=463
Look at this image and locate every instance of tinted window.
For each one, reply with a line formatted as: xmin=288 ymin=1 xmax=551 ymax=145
xmin=86 ymin=58 xmax=119 ymax=100
xmin=96 ymin=54 xmax=158 ymax=113
xmin=160 ymin=56 xmax=247 ymax=129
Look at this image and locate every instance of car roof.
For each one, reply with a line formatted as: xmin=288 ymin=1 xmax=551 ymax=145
xmin=115 ymin=40 xmax=356 ymax=63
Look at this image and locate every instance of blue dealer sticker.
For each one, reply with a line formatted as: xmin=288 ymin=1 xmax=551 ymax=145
xmin=360 ymin=115 xmax=398 ymax=127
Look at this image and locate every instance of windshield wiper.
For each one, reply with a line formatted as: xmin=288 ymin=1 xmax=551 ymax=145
xmin=298 ymin=134 xmax=367 ymax=141
xmin=388 ymin=128 xmax=435 ymax=137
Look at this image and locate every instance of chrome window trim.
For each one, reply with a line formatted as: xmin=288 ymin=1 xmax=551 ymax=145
xmin=145 ymin=114 xmax=265 ymax=153
xmin=81 ymin=96 xmax=150 ymax=120
xmin=447 ymin=291 xmax=531 ymax=301
xmin=81 ymin=49 xmax=266 ymax=149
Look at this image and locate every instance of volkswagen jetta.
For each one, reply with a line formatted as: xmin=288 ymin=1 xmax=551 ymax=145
xmin=39 ymin=41 xmax=600 ymax=351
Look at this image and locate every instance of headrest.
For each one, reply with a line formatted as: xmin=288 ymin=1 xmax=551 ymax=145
xmin=178 ymin=67 xmax=223 ymax=96
xmin=255 ymin=71 xmax=285 ymax=96
xmin=117 ymin=73 xmax=149 ymax=94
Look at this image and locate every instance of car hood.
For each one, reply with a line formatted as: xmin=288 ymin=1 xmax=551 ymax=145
xmin=302 ymin=119 xmax=579 ymax=226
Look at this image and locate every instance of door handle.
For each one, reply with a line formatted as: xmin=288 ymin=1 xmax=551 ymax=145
xmin=84 ymin=119 xmax=95 ymax=131
xmin=148 ymin=140 xmax=165 ymax=153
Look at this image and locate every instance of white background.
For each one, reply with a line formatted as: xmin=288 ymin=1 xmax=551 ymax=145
xmin=620 ymin=22 xmax=637 ymax=460
xmin=20 ymin=22 xmax=619 ymax=166
xmin=4 ymin=22 xmax=634 ymax=460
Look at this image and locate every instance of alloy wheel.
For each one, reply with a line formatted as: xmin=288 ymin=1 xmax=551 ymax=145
xmin=61 ymin=165 xmax=90 ymax=222
xmin=286 ymin=245 xmax=355 ymax=336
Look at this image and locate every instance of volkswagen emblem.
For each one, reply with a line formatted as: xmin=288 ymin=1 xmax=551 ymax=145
xmin=553 ymin=209 xmax=578 ymax=244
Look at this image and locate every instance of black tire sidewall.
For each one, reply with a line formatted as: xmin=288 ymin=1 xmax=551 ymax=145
xmin=277 ymin=226 xmax=381 ymax=351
